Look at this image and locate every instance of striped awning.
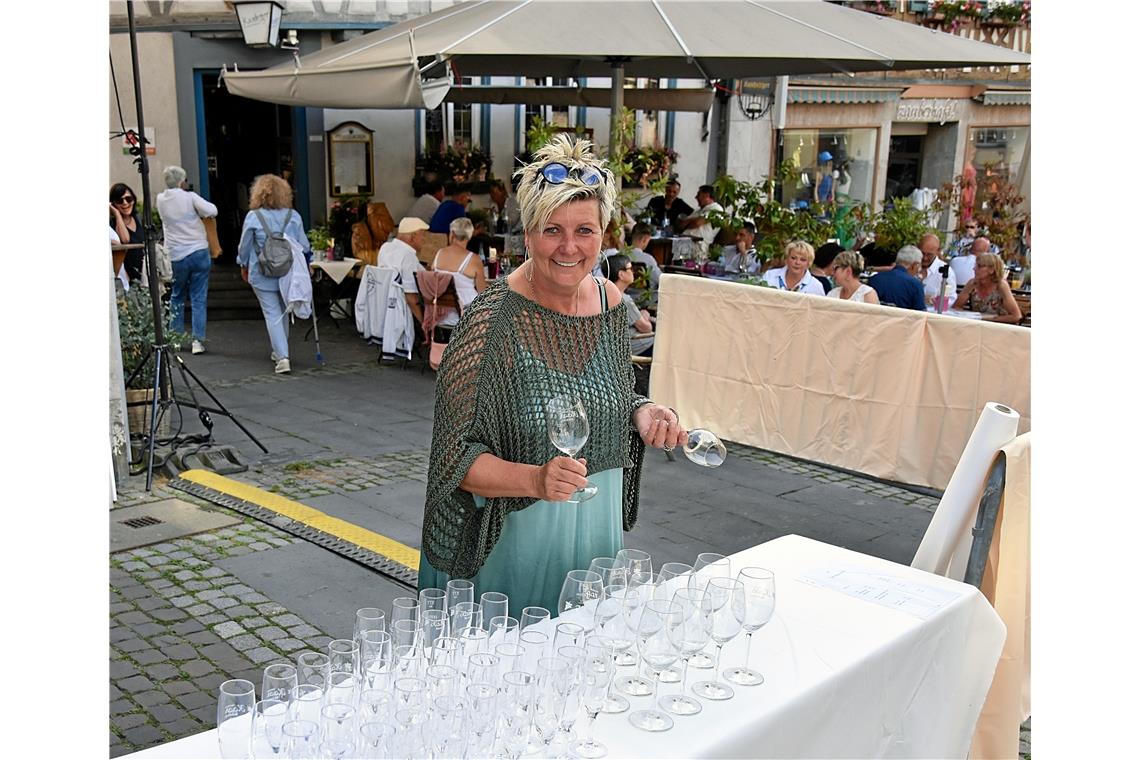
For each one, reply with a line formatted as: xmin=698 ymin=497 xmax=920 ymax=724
xmin=981 ymin=90 xmax=1031 ymax=106
xmin=788 ymin=87 xmax=901 ymax=105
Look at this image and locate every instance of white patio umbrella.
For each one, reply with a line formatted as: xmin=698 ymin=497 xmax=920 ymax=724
xmin=223 ymin=0 xmax=1030 ymax=129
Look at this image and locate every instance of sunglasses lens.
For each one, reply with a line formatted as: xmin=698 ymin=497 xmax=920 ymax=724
xmin=541 ymin=163 xmax=569 ymax=184
xmin=578 ymin=168 xmax=602 ymax=187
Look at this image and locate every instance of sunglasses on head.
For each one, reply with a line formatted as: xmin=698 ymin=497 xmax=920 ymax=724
xmin=539 ymin=162 xmax=604 ymax=187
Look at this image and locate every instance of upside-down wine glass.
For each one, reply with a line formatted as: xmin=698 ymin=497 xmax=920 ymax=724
xmin=545 ymin=395 xmax=598 ymax=502
xmin=683 ymin=428 xmax=727 ymax=467
xmin=724 ymin=567 xmax=775 ymax=686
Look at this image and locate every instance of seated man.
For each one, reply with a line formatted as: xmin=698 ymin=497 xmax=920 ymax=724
xmin=950 ymin=235 xmax=988 ymax=285
xmin=407 ymin=180 xmax=444 ymax=224
xmin=675 ymin=184 xmax=724 ymax=247
xmin=918 ymin=232 xmax=957 ymax=306
xmin=488 ymin=179 xmax=521 ymax=233
xmin=607 ymin=252 xmax=654 ymax=357
xmin=627 ymin=223 xmax=662 ymax=289
xmin=428 ymin=183 xmax=471 ymax=233
xmin=868 ymin=244 xmax=926 ymax=311
xmin=378 ymin=217 xmax=427 ymax=326
xmin=645 ymin=178 xmax=694 ymax=232
xmin=721 ymin=222 xmax=761 ymax=274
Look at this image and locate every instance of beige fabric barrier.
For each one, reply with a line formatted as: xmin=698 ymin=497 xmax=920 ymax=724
xmin=971 ymin=433 xmax=1031 ymax=759
xmin=650 ymin=274 xmax=1030 ymax=490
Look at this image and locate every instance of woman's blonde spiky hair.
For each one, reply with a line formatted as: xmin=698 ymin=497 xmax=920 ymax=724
xmin=514 ymin=134 xmax=616 ymax=233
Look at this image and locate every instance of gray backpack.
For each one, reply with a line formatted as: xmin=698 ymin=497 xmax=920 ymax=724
xmin=253 ymin=209 xmax=295 ymax=278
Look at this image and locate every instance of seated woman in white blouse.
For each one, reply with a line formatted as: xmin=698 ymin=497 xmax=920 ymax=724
xmin=761 ymin=240 xmax=826 ymax=295
xmin=827 ymin=250 xmax=880 ymax=304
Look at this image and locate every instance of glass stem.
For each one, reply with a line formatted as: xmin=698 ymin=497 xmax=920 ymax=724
xmin=584 ymin=710 xmax=597 ymax=745
xmin=680 ymin=655 xmax=689 ymax=694
xmin=650 ymin=669 xmax=659 ymax=702
xmin=714 ymin=642 xmax=724 ymax=678
xmin=743 ymin=631 xmax=753 ymax=671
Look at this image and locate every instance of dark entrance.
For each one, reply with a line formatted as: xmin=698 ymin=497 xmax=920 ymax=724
xmin=885 ymin=135 xmax=924 ymax=204
xmin=198 ymin=71 xmax=298 ymax=264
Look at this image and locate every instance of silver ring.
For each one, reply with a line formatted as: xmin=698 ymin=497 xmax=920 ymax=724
xmin=663 ymin=444 xmax=674 ymax=452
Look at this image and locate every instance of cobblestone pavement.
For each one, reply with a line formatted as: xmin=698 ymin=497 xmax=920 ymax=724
xmin=109 ymin=444 xmax=1026 ymax=757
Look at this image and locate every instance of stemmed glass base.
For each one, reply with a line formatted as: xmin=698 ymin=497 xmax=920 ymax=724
xmin=614 ymin=674 xmax=653 ymax=696
xmin=600 ymin=693 xmax=629 ymax=714
xmin=659 ymin=693 xmax=703 ymax=716
xmin=614 ymin=650 xmax=638 ymax=667
xmin=566 ymin=481 xmax=598 ymax=503
xmin=691 ymin=679 xmax=735 ymax=700
xmin=656 ymin=665 xmax=682 ymax=683
xmin=688 ymin=651 xmax=715 ymax=669
xmin=571 ymin=736 xmax=609 ymax=758
xmin=629 ymin=708 xmax=674 ymax=732
xmin=723 ymin=666 xmax=764 ymax=686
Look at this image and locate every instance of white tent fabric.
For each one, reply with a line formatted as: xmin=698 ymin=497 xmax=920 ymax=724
xmin=222 ymin=0 xmax=1030 ymax=109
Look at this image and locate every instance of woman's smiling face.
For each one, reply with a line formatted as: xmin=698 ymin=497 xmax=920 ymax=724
xmin=524 ymin=199 xmax=603 ymax=294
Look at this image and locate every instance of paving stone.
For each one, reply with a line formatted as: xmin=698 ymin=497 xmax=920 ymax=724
xmin=109 ymin=602 xmax=134 ymax=616
xmin=123 ymin=725 xmax=165 ymax=746
xmin=132 ymin=622 xmax=167 ymax=637
xmin=288 ymin=624 xmax=320 ymax=639
xmin=109 ymin=698 xmax=136 ymax=716
xmin=257 ymin=602 xmax=289 ymax=616
xmin=185 ymin=630 xmax=222 ymax=646
xmin=155 ymin=586 xmax=185 ymax=599
xmin=201 ymin=642 xmax=242 ymax=662
xmin=258 ymin=626 xmax=289 ymax=642
xmin=163 ymin=717 xmax=205 ymax=738
xmin=121 ymin=561 xmax=149 ymax=572
xmin=228 ymin=634 xmax=261 ymax=652
xmin=162 ymin=680 xmax=198 ymax=698
xmin=194 ymin=673 xmax=227 ymax=693
xmin=213 ymin=621 xmax=246 ymax=639
xmin=148 ymin=578 xmax=175 ymax=590
xmin=272 ymin=614 xmax=305 ymax=628
xmin=110 ymin=660 xmax=140 ymax=680
xmin=190 ymin=704 xmax=217 ymax=724
xmin=119 ymin=675 xmax=155 ymax=694
xmin=248 ymin=541 xmax=272 ymax=551
xmin=164 ymin=644 xmax=197 ymax=661
xmin=135 ymin=570 xmax=162 ymax=581
xmin=112 ymin=713 xmax=148 ymax=732
xmin=238 ymin=616 xmax=270 ymax=631
xmin=200 ymin=613 xmax=229 ymax=626
xmin=211 ymin=597 xmax=239 ymax=610
xmin=170 ymin=595 xmax=197 ymax=609
xmin=200 ymin=567 xmax=227 ymax=579
xmin=175 ymin=690 xmax=215 ymax=711
xmin=130 ymin=649 xmax=168 ymax=666
xmin=110 ymin=683 xmax=123 ymax=701
xmin=183 ymin=580 xmax=213 ymax=592
xmin=226 ymin=605 xmax=257 ymax=619
xmin=117 ymin=611 xmax=152 ymax=626
xmin=142 ymin=556 xmax=168 ymax=567
xmin=308 ymin=636 xmax=333 ymax=651
xmin=180 ymin=660 xmax=216 ymax=678
xmin=275 ymin=637 xmax=307 ymax=653
xmin=110 ymin=626 xmax=135 ymax=644
xmin=152 ymin=607 xmax=189 ymax=622
xmin=148 ymin=702 xmax=189 ymax=724
xmin=169 ymin=550 xmax=194 ymax=560
xmin=220 ymin=584 xmax=255 ymax=597
xmin=171 ymin=620 xmax=206 ymax=636
xmin=133 ymin=689 xmax=170 ymax=708
xmin=240 ymin=646 xmax=276 ymax=664
xmin=117 ymin=637 xmax=150 ymax=654
xmin=144 ymin=663 xmax=181 ymax=681
xmin=186 ymin=603 xmax=215 ymax=617
xmin=196 ymin=589 xmax=225 ymax=601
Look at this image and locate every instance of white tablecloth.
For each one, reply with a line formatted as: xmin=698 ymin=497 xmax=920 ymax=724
xmin=126 ymin=535 xmax=1004 ymax=759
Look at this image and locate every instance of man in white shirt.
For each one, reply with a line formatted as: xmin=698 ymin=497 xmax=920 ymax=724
xmin=950 ymin=236 xmax=988 ymax=286
xmin=676 ymin=185 xmax=724 ymax=246
xmin=721 ymin=222 xmax=760 ymax=274
xmin=918 ymin=232 xmax=957 ymax=307
xmin=407 ymin=180 xmax=445 ymax=224
xmin=378 ymin=217 xmax=428 ymax=325
xmin=488 ymin=180 xmax=521 ymax=233
xmin=156 ymin=165 xmax=218 ymax=354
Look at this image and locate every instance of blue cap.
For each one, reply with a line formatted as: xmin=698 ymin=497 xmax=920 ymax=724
xmin=818 ymin=151 xmax=833 ymax=163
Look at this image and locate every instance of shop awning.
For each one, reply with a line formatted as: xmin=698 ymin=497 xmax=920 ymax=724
xmin=980 ymin=90 xmax=1031 ymax=106
xmin=788 ymin=87 xmax=901 ymax=105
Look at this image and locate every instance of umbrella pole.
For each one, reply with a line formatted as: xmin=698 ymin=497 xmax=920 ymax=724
xmin=610 ymin=61 xmax=624 ymax=195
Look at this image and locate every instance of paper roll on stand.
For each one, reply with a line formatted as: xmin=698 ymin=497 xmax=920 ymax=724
xmin=912 ymin=402 xmax=1021 ymax=581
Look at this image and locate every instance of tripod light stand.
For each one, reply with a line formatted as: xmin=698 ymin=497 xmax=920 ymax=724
xmin=119 ymin=0 xmax=266 ymax=491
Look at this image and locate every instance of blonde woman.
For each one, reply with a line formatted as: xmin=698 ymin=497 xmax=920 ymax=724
xmin=952 ymin=252 xmax=1022 ymax=323
xmin=827 ymin=250 xmax=880 ymax=304
xmin=418 ymin=135 xmax=687 ymax=617
xmin=236 ymin=174 xmax=311 ymax=374
xmin=762 ymin=240 xmax=826 ymax=295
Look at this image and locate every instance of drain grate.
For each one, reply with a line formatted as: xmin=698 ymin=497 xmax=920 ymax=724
xmin=121 ymin=515 xmax=163 ymax=529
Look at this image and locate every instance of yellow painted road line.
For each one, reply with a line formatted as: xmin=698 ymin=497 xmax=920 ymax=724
xmin=180 ymin=469 xmax=420 ymax=570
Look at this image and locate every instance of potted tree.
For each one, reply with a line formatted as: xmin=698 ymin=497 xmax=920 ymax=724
xmin=118 ymin=287 xmax=189 ymax=441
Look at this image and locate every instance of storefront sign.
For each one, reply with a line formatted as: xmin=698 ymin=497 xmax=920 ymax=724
xmin=895 ymin=99 xmax=960 ymax=125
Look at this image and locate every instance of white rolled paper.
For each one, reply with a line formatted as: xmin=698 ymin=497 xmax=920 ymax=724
xmin=912 ymin=402 xmax=1021 ymax=581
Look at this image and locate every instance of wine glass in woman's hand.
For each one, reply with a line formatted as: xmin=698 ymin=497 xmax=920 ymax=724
xmin=545 ymin=396 xmax=597 ymax=502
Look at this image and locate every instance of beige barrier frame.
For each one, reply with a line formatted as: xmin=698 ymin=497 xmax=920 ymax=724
xmin=650 ymin=274 xmax=1030 ymax=491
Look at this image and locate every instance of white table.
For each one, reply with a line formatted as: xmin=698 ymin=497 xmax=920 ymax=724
xmin=126 ymin=535 xmax=1004 ymax=759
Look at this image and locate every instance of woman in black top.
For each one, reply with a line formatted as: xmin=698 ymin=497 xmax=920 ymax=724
xmin=109 ymin=183 xmax=145 ymax=282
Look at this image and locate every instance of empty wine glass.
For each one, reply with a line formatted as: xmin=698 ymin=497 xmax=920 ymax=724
xmin=216 ymin=679 xmax=255 ymax=759
xmin=683 ymin=428 xmax=727 ymax=466
xmin=318 ymin=703 xmax=356 ymax=759
xmin=327 ymin=639 xmax=359 ymax=677
xmin=418 ymin=588 xmax=447 ymax=614
xmin=261 ymin=663 xmax=297 ymax=706
xmin=479 ymin=591 xmax=510 ymax=628
xmin=281 ymin=719 xmax=318 ymax=760
xmin=393 ymin=644 xmax=426 ymax=679
xmin=391 ymin=618 xmax=420 ymax=651
xmin=500 ymin=671 xmax=537 ymax=760
xmin=353 ymin=607 xmax=386 ymax=645
xmin=464 ymin=682 xmax=500 ymax=756
xmin=489 ymin=614 xmax=520 ymax=644
xmin=557 ymin=569 xmax=604 ymax=617
xmin=358 ymin=688 xmax=392 ymax=722
xmin=288 ymin=684 xmax=323 ymax=724
xmin=615 ymin=548 xmax=653 ymax=580
xmin=573 ymin=639 xmax=617 ymax=758
xmin=552 ymin=621 xmax=586 ymax=654
xmin=357 ymin=721 xmax=396 ymax=760
xmin=465 ymin=651 xmax=500 ymax=687
xmin=359 ymin=630 xmax=392 ymax=691
xmin=520 ymin=606 xmax=551 ymax=630
xmin=688 ymin=553 xmax=731 ymax=669
xmin=656 ymin=562 xmax=694 ymax=602
xmin=692 ymin=576 xmax=745 ymax=701
xmin=659 ymin=587 xmax=712 ymax=716
xmin=518 ymin=629 xmax=550 ymax=673
xmin=426 ymin=695 xmax=466 ymax=759
xmin=545 ymin=395 xmax=598 ymax=502
xmin=420 ymin=607 xmax=450 ymax=653
xmin=588 ymin=557 xmax=630 ymax=589
xmin=391 ymin=596 xmax=419 ymax=626
xmin=724 ymin=567 xmax=775 ymax=686
xmin=294 ymin=651 xmax=330 ymax=690
xmin=533 ymin=657 xmax=575 ymax=751
xmin=493 ymin=642 xmax=525 ymax=680
xmin=450 ymin=601 xmax=482 ymax=636
xmin=425 ymin=663 xmax=461 ymax=699
xmin=324 ymin=671 xmax=358 ymax=707
xmin=627 ymin=600 xmax=681 ymax=732
xmin=250 ymin=698 xmax=288 ymax=759
xmin=446 ymin=579 xmax=475 ymax=611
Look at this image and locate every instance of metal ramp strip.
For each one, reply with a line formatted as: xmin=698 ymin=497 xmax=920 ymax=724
xmin=171 ymin=469 xmax=418 ymax=588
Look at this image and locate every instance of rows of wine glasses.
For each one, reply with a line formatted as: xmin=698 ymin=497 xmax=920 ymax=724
xmin=216 ymin=555 xmax=774 ymax=758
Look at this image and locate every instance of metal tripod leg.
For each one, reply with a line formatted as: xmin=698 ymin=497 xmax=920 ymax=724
xmin=171 ymin=353 xmax=268 ymax=454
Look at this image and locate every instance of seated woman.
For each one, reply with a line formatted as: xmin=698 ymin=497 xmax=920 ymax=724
xmin=761 ymin=240 xmax=826 ymax=295
xmin=952 ymin=252 xmax=1022 ymax=324
xmin=109 ymin=183 xmax=145 ymax=283
xmin=827 ymin=250 xmax=880 ymax=304
xmin=607 ymin=253 xmax=654 ymax=357
xmin=431 ymin=217 xmax=488 ymax=325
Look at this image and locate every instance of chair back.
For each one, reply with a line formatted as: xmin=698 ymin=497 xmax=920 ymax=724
xmin=417 ymin=232 xmax=449 ymax=268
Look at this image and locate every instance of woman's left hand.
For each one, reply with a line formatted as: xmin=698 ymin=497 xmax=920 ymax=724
xmin=633 ymin=404 xmax=688 ymax=452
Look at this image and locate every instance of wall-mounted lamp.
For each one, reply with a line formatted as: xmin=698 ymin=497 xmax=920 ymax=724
xmin=233 ymin=1 xmax=284 ymax=48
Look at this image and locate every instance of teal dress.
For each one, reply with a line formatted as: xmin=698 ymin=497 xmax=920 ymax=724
xmin=418 ymin=278 xmax=639 ymax=619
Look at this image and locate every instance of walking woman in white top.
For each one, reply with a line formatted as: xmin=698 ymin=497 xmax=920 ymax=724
xmin=432 ymin=217 xmax=488 ymax=318
xmin=827 ymin=250 xmax=880 ymax=304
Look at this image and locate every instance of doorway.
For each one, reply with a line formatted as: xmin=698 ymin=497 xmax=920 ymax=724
xmin=195 ymin=71 xmax=302 ymax=264
xmin=886 ymin=135 xmax=924 ymax=204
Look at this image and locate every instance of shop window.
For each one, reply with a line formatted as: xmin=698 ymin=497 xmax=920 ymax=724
xmin=777 ymin=128 xmax=878 ymax=208
xmin=968 ymin=126 xmax=1028 ymax=185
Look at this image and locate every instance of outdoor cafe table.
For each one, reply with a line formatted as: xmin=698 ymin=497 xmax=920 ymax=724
xmin=126 ymin=535 xmax=1004 ymax=759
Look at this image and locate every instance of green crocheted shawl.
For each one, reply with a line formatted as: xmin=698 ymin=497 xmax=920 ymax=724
xmin=422 ymin=277 xmax=649 ymax=579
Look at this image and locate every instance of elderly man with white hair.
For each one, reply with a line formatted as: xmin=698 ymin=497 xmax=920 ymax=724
xmin=156 ymin=165 xmax=218 ymax=354
xmin=868 ymin=244 xmax=927 ymax=311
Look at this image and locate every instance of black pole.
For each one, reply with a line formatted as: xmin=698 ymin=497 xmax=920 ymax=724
xmin=126 ymin=1 xmax=167 ymax=362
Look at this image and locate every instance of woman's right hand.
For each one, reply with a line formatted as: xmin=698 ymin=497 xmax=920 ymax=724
xmin=109 ymin=203 xmax=122 ymax=219
xmin=241 ymin=266 xmax=250 ymax=284
xmin=532 ymin=456 xmax=588 ymax=502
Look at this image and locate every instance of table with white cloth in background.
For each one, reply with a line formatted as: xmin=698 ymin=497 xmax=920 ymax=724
xmin=307 ymin=257 xmax=362 ymax=334
xmin=927 ymin=306 xmax=984 ymax=320
xmin=124 ymin=535 xmax=1004 ymax=759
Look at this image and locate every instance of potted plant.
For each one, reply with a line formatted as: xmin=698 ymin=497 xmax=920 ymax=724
xmin=982 ymin=0 xmax=1029 ymax=25
xmin=870 ymin=197 xmax=944 ymax=253
xmin=118 ymin=287 xmax=190 ymax=439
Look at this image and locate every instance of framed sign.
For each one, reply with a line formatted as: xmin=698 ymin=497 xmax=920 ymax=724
xmin=327 ymin=121 xmax=374 ymax=196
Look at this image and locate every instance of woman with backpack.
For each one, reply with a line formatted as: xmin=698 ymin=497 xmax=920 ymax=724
xmin=237 ymin=174 xmax=311 ymax=374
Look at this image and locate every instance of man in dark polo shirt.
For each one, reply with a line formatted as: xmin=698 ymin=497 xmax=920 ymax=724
xmin=869 ymin=245 xmax=926 ymax=311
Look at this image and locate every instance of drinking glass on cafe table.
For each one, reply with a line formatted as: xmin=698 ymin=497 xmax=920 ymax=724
xmin=418 ymin=587 xmax=447 ymax=615
xmin=357 ymin=721 xmax=396 ymax=760
xmin=615 ymin=548 xmax=653 ymax=579
xmin=327 ymin=638 xmax=359 ymax=677
xmin=591 ymin=597 xmax=632 ymax=714
xmin=446 ymin=578 xmax=475 ymax=611
xmin=353 ymin=607 xmax=386 ymax=645
xmin=558 ymin=568 xmax=604 ymax=617
xmin=318 ymin=702 xmax=356 ymax=760
xmin=480 ymin=591 xmax=510 ymax=629
xmin=574 ymin=638 xmax=618 ymax=758
xmin=359 ymin=630 xmax=392 ymax=691
xmin=691 ymin=576 xmax=745 ymax=700
xmin=724 ymin=567 xmax=776 ymax=686
xmin=280 ymin=718 xmax=318 ymax=760
xmin=588 ymin=556 xmax=630 ymax=588
xmin=216 ymin=678 xmax=255 ymax=759
xmin=294 ymin=651 xmax=330 ymax=690
xmin=250 ymin=698 xmax=288 ymax=759
xmin=628 ymin=600 xmax=682 ymax=732
xmin=489 ymin=614 xmax=520 ymax=644
xmin=687 ymin=553 xmax=731 ymax=669
xmin=390 ymin=596 xmax=419 ymax=626
xmin=520 ymin=605 xmax=551 ymax=630
xmin=261 ymin=662 xmax=297 ymax=706
xmin=659 ymin=587 xmax=712 ymax=716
